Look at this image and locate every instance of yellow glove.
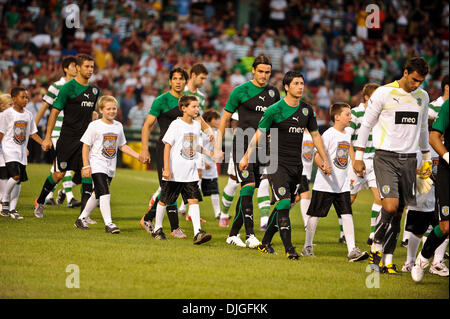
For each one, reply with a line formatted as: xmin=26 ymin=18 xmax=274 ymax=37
xmin=419 ymin=152 xmax=432 ymax=179
xmin=416 ymin=175 xmax=433 ymax=194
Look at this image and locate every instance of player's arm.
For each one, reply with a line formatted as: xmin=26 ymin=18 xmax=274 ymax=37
xmin=213 ymin=110 xmax=232 ymax=162
xmin=119 ymin=144 xmax=140 ymax=161
xmin=418 ymin=102 xmax=432 ymax=178
xmin=35 ymin=101 xmax=50 ymax=126
xmin=30 ymin=133 xmax=43 ymax=145
xmin=162 ymin=142 xmax=172 ymax=180
xmin=430 ymin=100 xmax=449 ymax=164
xmin=239 ymin=129 xmax=263 ymax=171
xmin=81 ymin=143 xmax=92 ymax=178
xmin=139 ymin=114 xmax=157 ymax=163
xmin=310 ymin=130 xmax=331 ymax=176
xmin=195 ymin=116 xmax=214 ymax=141
xmin=42 ymin=107 xmax=60 ymax=151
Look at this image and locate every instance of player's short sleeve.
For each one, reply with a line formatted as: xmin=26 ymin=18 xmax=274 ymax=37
xmin=162 ymin=120 xmax=177 ymax=146
xmin=306 ymin=106 xmax=318 ymax=132
xmin=432 ymin=99 xmax=449 ymax=134
xmin=148 ymin=96 xmax=163 ymax=117
xmin=43 ymin=83 xmax=59 ymax=106
xmin=224 ymin=86 xmax=241 ymax=114
xmin=80 ymin=122 xmax=95 ymax=146
xmin=53 ymin=82 xmax=70 ymax=111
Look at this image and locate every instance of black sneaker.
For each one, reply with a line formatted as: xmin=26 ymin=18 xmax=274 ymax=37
xmin=105 ymin=223 xmax=120 ymax=234
xmin=9 ymin=209 xmax=23 ymax=220
xmin=286 ymin=246 xmax=300 ymax=260
xmin=152 ymin=228 xmax=167 ymax=240
xmin=193 ymin=229 xmax=212 ymax=245
xmin=56 ymin=189 xmax=66 ymax=205
xmin=1 ymin=208 xmax=10 ymax=217
xmin=258 ymin=243 xmax=277 ymax=255
xmin=401 ymin=239 xmax=408 ymax=248
xmin=74 ymin=218 xmax=89 ymax=230
xmin=339 ymin=235 xmax=346 ymax=244
xmin=367 ymin=237 xmax=373 ymax=246
xmin=44 ymin=198 xmax=57 ymax=206
xmin=67 ymin=198 xmax=82 ymax=208
xmin=381 ymin=264 xmax=401 ymax=275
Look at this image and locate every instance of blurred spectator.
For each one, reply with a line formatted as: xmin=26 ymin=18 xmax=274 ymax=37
xmin=269 ymin=0 xmax=288 ymax=31
xmin=304 ymin=50 xmax=325 ymax=87
xmin=120 ymin=87 xmax=137 ymax=126
xmin=317 ymin=80 xmax=334 ymax=111
xmin=127 ymin=99 xmax=147 ymax=130
xmin=230 ymin=67 xmax=246 ymax=87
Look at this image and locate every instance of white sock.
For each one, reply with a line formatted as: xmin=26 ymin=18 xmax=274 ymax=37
xmin=154 ymin=203 xmax=166 ymax=232
xmin=221 ymin=178 xmax=239 ymax=212
xmin=407 ymin=234 xmax=421 ymax=264
xmin=188 ymin=204 xmax=201 ymax=236
xmin=433 ymin=238 xmax=449 ymax=264
xmin=338 ymin=216 xmax=344 ymax=238
xmin=179 ymin=201 xmax=186 ymax=213
xmin=305 ymin=216 xmax=319 ymax=247
xmin=260 ymin=216 xmax=269 ymax=227
xmin=99 ymin=194 xmax=112 ymax=225
xmin=211 ymin=194 xmax=221 ymax=218
xmin=369 ymin=203 xmax=382 ymax=239
xmin=9 ymin=184 xmax=21 ymax=210
xmin=384 ymin=253 xmax=393 ymax=266
xmin=79 ymin=192 xmax=98 ymax=219
xmin=63 ymin=171 xmax=74 ymax=202
xmin=300 ymin=198 xmax=311 ymax=227
xmin=0 ymin=178 xmax=6 ymax=202
xmin=2 ymin=178 xmax=19 ymax=208
xmin=341 ymin=214 xmax=356 ymax=254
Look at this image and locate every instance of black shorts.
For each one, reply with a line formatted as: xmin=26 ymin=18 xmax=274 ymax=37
xmin=5 ymin=162 xmax=28 ymax=182
xmin=160 ymin=180 xmax=203 ymax=206
xmin=92 ymin=173 xmax=113 ymax=198
xmin=0 ymin=166 xmax=7 ymax=179
xmin=298 ymin=175 xmax=310 ymax=195
xmin=55 ymin=137 xmax=83 ymax=172
xmin=201 ymin=178 xmax=219 ymax=196
xmin=435 ymin=160 xmax=449 ymax=221
xmin=234 ymin=161 xmax=265 ymax=188
xmin=268 ymin=164 xmax=302 ymax=204
xmin=307 ymin=190 xmax=352 ymax=218
xmin=405 ymin=209 xmax=437 ymax=235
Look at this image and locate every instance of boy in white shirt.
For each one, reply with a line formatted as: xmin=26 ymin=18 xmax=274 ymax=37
xmin=302 ymin=102 xmax=369 ymax=262
xmin=0 ymin=87 xmax=43 ymax=219
xmin=153 ymin=95 xmax=212 ymax=244
xmin=74 ymin=95 xmax=140 ymax=234
xmin=0 ymin=94 xmax=13 ymax=213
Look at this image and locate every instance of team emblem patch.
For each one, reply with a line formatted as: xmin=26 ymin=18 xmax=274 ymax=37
xmin=268 ymin=90 xmax=275 ymax=98
xmin=60 ymin=161 xmax=67 ymax=169
xmin=416 ymin=98 xmax=422 ymax=106
xmin=302 ymin=108 xmax=309 ymax=116
xmin=241 ymin=170 xmax=249 ymax=178
xmin=278 ymin=187 xmax=286 ymax=196
xmin=13 ymin=121 xmax=27 ymax=145
xmin=102 ymin=133 xmax=118 ymax=159
xmin=442 ymin=206 xmax=449 ymax=217
xmin=382 ymin=185 xmax=390 ymax=195
xmin=92 ymin=87 xmax=98 ymax=95
xmin=181 ymin=133 xmax=196 ymax=160
xmin=302 ymin=141 xmax=314 ymax=162
xmin=333 ymin=141 xmax=350 ymax=169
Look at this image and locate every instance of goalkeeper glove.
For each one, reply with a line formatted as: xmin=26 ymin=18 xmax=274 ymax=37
xmin=419 ymin=151 xmax=432 ymax=179
xmin=416 ymin=175 xmax=433 ymax=194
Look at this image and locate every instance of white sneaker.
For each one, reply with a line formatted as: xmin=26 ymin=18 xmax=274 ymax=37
xmin=226 ymin=234 xmax=246 ymax=247
xmin=402 ymin=261 xmax=414 ymax=273
xmin=411 ymin=254 xmax=430 ymax=282
xmin=245 ymin=234 xmax=260 ymax=249
xmin=429 ymin=261 xmax=449 ymax=277
xmin=85 ymin=216 xmax=97 ymax=225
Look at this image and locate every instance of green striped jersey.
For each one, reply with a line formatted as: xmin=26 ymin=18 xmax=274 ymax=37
xmin=428 ymin=96 xmax=445 ymax=119
xmin=346 ymin=103 xmax=375 ymax=159
xmin=184 ymin=86 xmax=207 ymax=110
xmin=43 ymin=76 xmax=65 ymax=138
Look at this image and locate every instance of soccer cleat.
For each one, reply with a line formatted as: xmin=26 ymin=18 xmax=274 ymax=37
xmin=258 ymin=243 xmax=277 ymax=255
xmin=215 ymin=213 xmax=221 ymax=220
xmin=411 ymin=254 xmax=430 ymax=282
xmin=85 ymin=216 xmax=97 ymax=225
xmin=1 ymin=208 xmax=10 ymax=217
xmin=152 ymin=228 xmax=167 ymax=240
xmin=401 ymin=239 xmax=408 ymax=248
xmin=105 ymin=223 xmax=120 ymax=234
xmin=245 ymin=234 xmax=261 ymax=249
xmin=74 ymin=218 xmax=89 ymax=230
xmin=186 ymin=215 xmax=206 ymax=223
xmin=348 ymin=247 xmax=369 ymax=262
xmin=368 ymin=250 xmax=383 ymax=271
xmin=9 ymin=210 xmax=23 ymax=220
xmin=139 ymin=216 xmax=154 ymax=233
xmin=339 ymin=235 xmax=346 ymax=244
xmin=56 ymin=189 xmax=66 ymax=205
xmin=219 ymin=214 xmax=230 ymax=227
xmin=260 ymin=223 xmax=268 ymax=232
xmin=381 ymin=264 xmax=401 ymax=275
xmin=226 ymin=234 xmax=246 ymax=247
xmin=67 ymin=198 xmax=81 ymax=208
xmin=301 ymin=246 xmax=314 ymax=257
xmin=171 ymin=227 xmax=187 ymax=239
xmin=402 ymin=261 xmax=414 ymax=273
xmin=445 ymin=252 xmax=449 ymax=260
xmin=286 ymin=246 xmax=300 ymax=260
xmin=34 ymin=202 xmax=44 ymax=218
xmin=193 ymin=229 xmax=212 ymax=245
xmin=44 ymin=198 xmax=57 ymax=206
xmin=429 ymin=261 xmax=449 ymax=277
xmin=367 ymin=237 xmax=373 ymax=246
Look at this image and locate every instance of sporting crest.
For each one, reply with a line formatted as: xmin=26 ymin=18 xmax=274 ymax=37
xmin=278 ymin=187 xmax=286 ymax=196
xmin=302 ymin=141 xmax=314 ymax=162
xmin=268 ymin=90 xmax=275 ymax=98
xmin=13 ymin=121 xmax=27 ymax=145
xmin=442 ymin=206 xmax=449 ymax=217
xmin=102 ymin=133 xmax=118 ymax=159
xmin=333 ymin=141 xmax=350 ymax=169
xmin=181 ymin=132 xmax=196 ymax=160
xmin=302 ymin=107 xmax=309 ymax=116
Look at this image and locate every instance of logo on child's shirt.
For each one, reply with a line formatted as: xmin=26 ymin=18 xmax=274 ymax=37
xmin=181 ymin=132 xmax=196 ymax=160
xmin=333 ymin=141 xmax=350 ymax=169
xmin=13 ymin=121 xmax=27 ymax=145
xmin=102 ymin=133 xmax=118 ymax=159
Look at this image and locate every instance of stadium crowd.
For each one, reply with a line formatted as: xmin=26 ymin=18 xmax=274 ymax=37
xmin=0 ymin=0 xmax=449 ymax=163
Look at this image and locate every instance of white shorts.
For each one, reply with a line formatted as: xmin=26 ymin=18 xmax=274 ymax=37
xmin=349 ymin=158 xmax=377 ymax=194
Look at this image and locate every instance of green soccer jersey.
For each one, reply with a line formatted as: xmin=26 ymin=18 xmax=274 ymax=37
xmin=432 ymin=98 xmax=449 ymax=148
xmin=43 ymin=76 xmax=66 ymax=139
xmin=184 ymin=86 xmax=207 ymax=110
xmin=148 ymin=91 xmax=182 ymax=141
xmin=347 ymin=103 xmax=375 ymax=159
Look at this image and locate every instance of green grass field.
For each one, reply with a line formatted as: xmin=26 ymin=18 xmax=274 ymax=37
xmin=0 ymin=164 xmax=448 ymax=299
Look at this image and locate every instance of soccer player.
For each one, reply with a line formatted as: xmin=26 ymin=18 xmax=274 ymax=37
xmin=184 ymin=63 xmax=208 ymax=112
xmin=0 ymin=94 xmax=13 ymax=213
xmin=411 ymin=98 xmax=449 ymax=282
xmin=139 ymin=67 xmax=213 ymax=238
xmin=74 ymin=96 xmax=140 ymax=234
xmin=302 ymin=102 xmax=369 ymax=262
xmin=213 ymin=54 xmax=281 ymax=249
xmin=34 ymin=56 xmax=82 ymax=210
xmin=354 ymin=57 xmax=431 ymax=274
xmin=34 ymin=54 xmax=100 ymax=219
xmin=240 ymin=71 xmax=330 ymax=259
xmin=0 ymin=87 xmax=43 ymax=219
xmin=346 ymin=83 xmax=382 ymax=246
xmin=152 ymin=95 xmax=212 ymax=244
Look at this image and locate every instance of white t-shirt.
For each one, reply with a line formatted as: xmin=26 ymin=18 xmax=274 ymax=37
xmin=202 ymin=129 xmax=218 ymax=179
xmin=162 ymin=118 xmax=201 ymax=182
xmin=80 ymin=119 xmax=126 ymax=177
xmin=0 ymin=107 xmax=37 ymax=165
xmin=301 ymin=131 xmax=314 ymax=180
xmin=313 ymin=127 xmax=351 ymax=193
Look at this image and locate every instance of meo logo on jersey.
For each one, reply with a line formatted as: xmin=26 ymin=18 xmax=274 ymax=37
xmin=13 ymin=121 xmax=27 ymax=145
xmin=181 ymin=133 xmax=196 ymax=160
xmin=395 ymin=111 xmax=418 ymax=125
xmin=102 ymin=133 xmax=118 ymax=159
xmin=333 ymin=141 xmax=350 ymax=169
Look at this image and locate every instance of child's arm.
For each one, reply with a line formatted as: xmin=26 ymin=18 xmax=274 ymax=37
xmin=30 ymin=133 xmax=43 ymax=145
xmin=81 ymin=143 xmax=92 ymax=178
xmin=311 ymin=130 xmax=331 ymax=176
xmin=162 ymin=142 xmax=171 ymax=180
xmin=119 ymin=144 xmax=140 ymax=161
